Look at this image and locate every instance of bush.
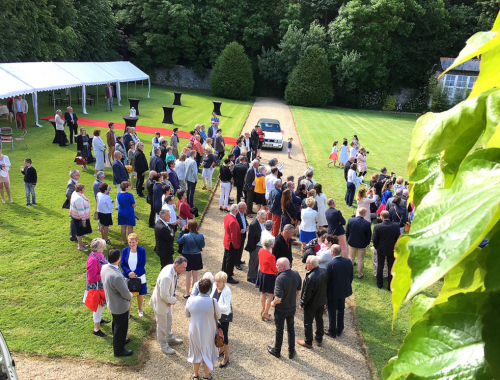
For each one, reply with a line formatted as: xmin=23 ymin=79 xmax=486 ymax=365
xmin=284 ymin=45 xmax=333 ymax=107
xmin=210 ymin=42 xmax=254 ymax=100
xmin=382 ymin=95 xmax=397 ymax=111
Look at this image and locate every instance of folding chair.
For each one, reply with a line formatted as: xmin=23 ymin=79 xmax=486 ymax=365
xmin=14 ymin=130 xmax=28 ymax=149
xmin=0 ymin=127 xmax=14 ymax=150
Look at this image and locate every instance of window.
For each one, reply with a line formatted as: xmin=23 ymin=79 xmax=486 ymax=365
xmin=444 ymin=75 xmax=456 ymax=88
xmin=467 ymin=76 xmax=477 ymax=89
xmin=456 ymin=75 xmax=467 ymax=88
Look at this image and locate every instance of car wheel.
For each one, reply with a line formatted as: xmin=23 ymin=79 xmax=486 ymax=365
xmin=280 ymin=145 xmax=284 ymax=151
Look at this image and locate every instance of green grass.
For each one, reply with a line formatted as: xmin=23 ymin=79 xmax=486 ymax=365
xmin=0 ymin=85 xmax=251 ymax=363
xmin=291 ymin=106 xmax=440 ymax=377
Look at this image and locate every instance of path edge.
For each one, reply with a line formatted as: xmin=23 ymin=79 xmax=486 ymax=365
xmin=289 ymin=104 xmax=379 ymax=380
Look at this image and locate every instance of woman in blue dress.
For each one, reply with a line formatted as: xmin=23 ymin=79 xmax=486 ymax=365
xmin=117 ymin=181 xmax=136 ymax=244
xmin=339 ymin=139 xmax=349 ymax=167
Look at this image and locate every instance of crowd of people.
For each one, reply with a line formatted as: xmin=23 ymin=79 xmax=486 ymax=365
xmin=2 ymin=101 xmax=414 ymax=379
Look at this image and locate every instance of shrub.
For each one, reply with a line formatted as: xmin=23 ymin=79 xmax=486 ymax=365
xmin=284 ymin=45 xmax=333 ymax=107
xmin=210 ymin=42 xmax=254 ymax=100
xmin=382 ymin=95 xmax=397 ymax=111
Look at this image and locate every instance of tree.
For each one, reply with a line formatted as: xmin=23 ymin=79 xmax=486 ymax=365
xmin=284 ymin=45 xmax=333 ymax=107
xmin=210 ymin=42 xmax=254 ymax=100
xmin=384 ymin=12 xmax=500 ymax=380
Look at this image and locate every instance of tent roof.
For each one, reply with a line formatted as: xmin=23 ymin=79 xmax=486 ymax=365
xmin=0 ymin=68 xmax=34 ymax=98
xmin=55 ymin=62 xmax=116 ymax=86
xmin=95 ymin=62 xmax=149 ymax=81
xmin=0 ymin=62 xmax=83 ymax=92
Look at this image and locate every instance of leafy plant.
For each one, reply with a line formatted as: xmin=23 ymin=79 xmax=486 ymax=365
xmin=284 ymin=45 xmax=334 ymax=107
xmin=384 ymin=11 xmax=500 ymax=380
xmin=382 ymin=95 xmax=397 ymax=111
xmin=210 ymin=42 xmax=254 ymax=100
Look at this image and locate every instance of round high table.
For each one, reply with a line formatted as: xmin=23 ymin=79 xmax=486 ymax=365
xmin=212 ymin=101 xmax=222 ymax=116
xmin=128 ymin=98 xmax=140 ymax=115
xmin=123 ymin=116 xmax=139 ymax=130
xmin=173 ymin=92 xmax=182 ymax=106
xmin=162 ymin=106 xmax=174 ymax=124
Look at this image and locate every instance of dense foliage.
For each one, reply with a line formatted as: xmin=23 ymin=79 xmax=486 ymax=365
xmin=210 ymin=42 xmax=254 ymax=100
xmin=385 ymin=13 xmax=500 ymax=380
xmin=0 ymin=0 xmax=499 ymax=107
xmin=284 ymin=45 xmax=333 ymax=107
xmin=382 ymin=96 xmax=397 ymax=112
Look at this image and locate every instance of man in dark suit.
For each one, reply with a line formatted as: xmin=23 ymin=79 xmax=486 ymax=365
xmin=325 ymin=198 xmax=348 ymax=254
xmin=235 ymin=202 xmax=248 ymax=271
xmin=297 ymin=256 xmax=328 ymax=349
xmin=146 ymin=171 xmax=157 ymax=228
xmin=64 ymin=106 xmax=78 ymax=145
xmin=244 ymin=160 xmax=259 ymax=215
xmin=123 ymin=127 xmax=133 ymax=153
xmin=155 ymin=209 xmax=176 ymax=268
xmin=372 ymin=210 xmax=400 ymax=290
xmin=101 ymin=249 xmax=134 ymax=356
xmin=233 ymin=139 xmax=242 ymax=161
xmin=64 ymin=169 xmax=80 ymax=241
xmin=325 ymin=245 xmax=353 ymax=338
xmin=222 ymin=204 xmax=242 ymax=284
xmin=345 ymin=208 xmax=372 ymax=279
xmin=150 ymin=147 xmax=165 ymax=173
xmin=233 ymin=156 xmax=248 ymax=204
xmin=344 ymin=156 xmax=354 ymax=182
xmin=250 ymin=126 xmax=260 ymax=160
xmin=273 ymin=224 xmax=294 ymax=266
xmin=112 ymin=151 xmax=129 ymax=193
xmin=134 ymin=142 xmax=148 ymax=198
xmin=245 ymin=210 xmax=267 ymax=283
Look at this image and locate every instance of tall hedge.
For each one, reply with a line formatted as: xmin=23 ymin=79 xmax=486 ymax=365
xmin=284 ymin=45 xmax=333 ymax=107
xmin=210 ymin=42 xmax=254 ymax=100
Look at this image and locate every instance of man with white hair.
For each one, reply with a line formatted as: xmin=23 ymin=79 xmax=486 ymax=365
xmin=268 ymin=179 xmax=283 ymax=237
xmin=298 ymin=255 xmax=328 ymax=349
xmin=93 ymin=171 xmax=106 ymax=200
xmin=222 ymin=204 xmax=241 ymax=284
xmin=325 ymin=244 xmax=353 ymax=338
xmin=386 ymin=188 xmax=406 ymax=212
xmin=64 ymin=106 xmax=78 ymax=144
xmin=268 ymin=258 xmax=302 ymax=359
xmin=190 ymin=272 xmax=215 ymax=296
xmin=244 ymin=159 xmax=259 ymax=215
xmin=245 ymin=210 xmax=267 ymax=283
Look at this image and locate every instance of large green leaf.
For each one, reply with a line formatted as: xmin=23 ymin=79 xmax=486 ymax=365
xmin=391 ymin=236 xmax=412 ymax=323
xmin=406 ymin=148 xmax=500 ymax=301
xmin=433 ymin=248 xmax=486 ymax=305
xmin=386 ymin=293 xmax=492 ymax=380
xmin=408 ymin=155 xmax=443 ymax=208
xmin=409 ymin=295 xmax=434 ymax=327
xmin=408 ymin=88 xmax=500 ymax=188
xmin=483 ymin=228 xmax=500 ymax=293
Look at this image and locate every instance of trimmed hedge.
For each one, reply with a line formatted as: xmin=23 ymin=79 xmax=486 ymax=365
xmin=210 ymin=42 xmax=254 ymax=100
xmin=284 ymin=45 xmax=333 ymax=107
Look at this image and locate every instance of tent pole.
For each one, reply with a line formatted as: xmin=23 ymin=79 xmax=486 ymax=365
xmin=134 ymin=81 xmax=136 ymax=97
xmin=96 ymin=85 xmax=99 ymax=111
xmin=53 ymin=90 xmax=55 ymax=114
xmin=141 ymin=80 xmax=143 ymax=99
xmin=127 ymin=82 xmax=129 ymax=99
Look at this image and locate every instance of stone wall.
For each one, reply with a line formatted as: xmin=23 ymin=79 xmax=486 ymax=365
xmin=154 ymin=65 xmax=212 ymax=90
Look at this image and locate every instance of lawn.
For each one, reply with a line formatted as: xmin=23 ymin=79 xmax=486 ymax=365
xmin=291 ymin=106 xmax=440 ymax=377
xmin=0 ymin=85 xmax=252 ymax=363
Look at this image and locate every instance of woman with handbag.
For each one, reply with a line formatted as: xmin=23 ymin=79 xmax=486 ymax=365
xmin=177 ymin=220 xmax=206 ymax=298
xmin=70 ymin=183 xmax=92 ymax=252
xmin=210 ymin=271 xmax=233 ymax=368
xmin=86 ymin=238 xmax=111 ymax=337
xmin=256 ymin=236 xmax=278 ymax=322
xmin=121 ymin=233 xmax=147 ymax=317
xmin=117 ymin=181 xmax=136 ymax=245
xmin=280 ymin=189 xmax=297 ymax=229
xmin=75 ymin=128 xmax=93 ymax=170
xmin=177 ymin=189 xmax=194 ymax=228
xmin=96 ymin=182 xmax=114 ymax=244
xmin=185 ymin=278 xmax=221 ymax=380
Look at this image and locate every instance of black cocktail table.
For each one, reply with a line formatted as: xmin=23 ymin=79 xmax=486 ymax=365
xmin=173 ymin=92 xmax=182 ymax=106
xmin=128 ymin=98 xmax=140 ymax=115
xmin=162 ymin=106 xmax=174 ymax=124
xmin=123 ymin=116 xmax=139 ymax=130
xmin=213 ymin=101 xmax=222 ymax=116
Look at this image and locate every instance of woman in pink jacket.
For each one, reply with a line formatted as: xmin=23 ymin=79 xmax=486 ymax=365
xmin=357 ymin=147 xmax=367 ymax=177
xmin=86 ymin=238 xmax=111 ymax=338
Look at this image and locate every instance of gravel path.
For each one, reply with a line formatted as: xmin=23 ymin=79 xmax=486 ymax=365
xmin=16 ymin=98 xmax=372 ymax=380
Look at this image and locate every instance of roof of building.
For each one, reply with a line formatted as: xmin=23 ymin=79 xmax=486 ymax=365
xmin=440 ymin=57 xmax=481 ymax=72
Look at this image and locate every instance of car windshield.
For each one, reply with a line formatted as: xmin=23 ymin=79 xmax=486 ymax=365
xmin=259 ymin=122 xmax=281 ymax=132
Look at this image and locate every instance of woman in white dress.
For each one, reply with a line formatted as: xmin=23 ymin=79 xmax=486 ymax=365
xmin=313 ymin=183 xmax=328 ymax=227
xmin=92 ymin=129 xmax=107 ymax=175
xmin=0 ymin=149 xmax=12 ymax=203
xmin=185 ymin=278 xmax=221 ymax=380
xmin=210 ymin=271 xmax=232 ymax=369
xmin=339 ymin=140 xmax=349 ymax=167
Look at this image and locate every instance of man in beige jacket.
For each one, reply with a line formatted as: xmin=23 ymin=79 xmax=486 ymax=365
xmin=150 ymin=256 xmax=187 ymax=355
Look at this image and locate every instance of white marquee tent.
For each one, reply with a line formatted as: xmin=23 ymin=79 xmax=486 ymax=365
xmin=0 ymin=61 xmax=150 ymax=127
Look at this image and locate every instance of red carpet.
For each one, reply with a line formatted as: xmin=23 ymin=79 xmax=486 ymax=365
xmin=41 ymin=116 xmax=237 ymax=145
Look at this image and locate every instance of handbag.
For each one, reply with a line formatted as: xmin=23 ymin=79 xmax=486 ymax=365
xmin=220 ymin=310 xmax=233 ymax=323
xmin=84 ymin=286 xmax=105 ymax=312
xmin=376 ymin=203 xmax=386 ymax=215
xmin=190 ymin=206 xmax=199 ymax=217
xmin=125 ymin=165 xmax=133 ymax=173
xmin=93 ymin=210 xmax=99 ymax=221
xmin=128 ymin=277 xmax=142 ymax=293
xmin=76 ymin=157 xmax=88 ymax=166
xmin=213 ymin=299 xmax=224 ymax=348
xmin=396 ymin=209 xmax=411 ymax=233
